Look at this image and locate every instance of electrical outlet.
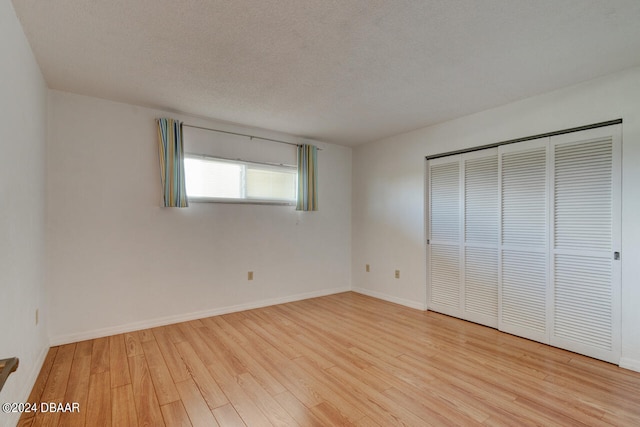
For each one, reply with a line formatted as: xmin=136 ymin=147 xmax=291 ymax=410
xmin=366 ymin=264 xmax=370 ymax=272
xmin=248 ymin=271 xmax=254 ymax=280
xmin=395 ymin=270 xmax=400 ymax=279
xmin=35 ymin=309 xmax=39 ymax=325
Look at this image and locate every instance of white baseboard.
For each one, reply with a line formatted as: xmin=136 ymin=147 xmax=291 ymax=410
xmin=619 ymin=357 xmax=640 ymax=373
xmin=352 ymin=287 xmax=426 ymax=311
xmin=22 ymin=345 xmax=49 ymax=399
xmin=49 ymin=287 xmax=350 ymax=346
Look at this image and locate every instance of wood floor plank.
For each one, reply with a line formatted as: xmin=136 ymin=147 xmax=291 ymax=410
xmin=164 ymin=324 xmax=188 ymax=344
xmin=279 ymin=302 xmax=403 ymax=361
xmin=212 ymin=403 xmax=247 ymax=427
xmin=204 ymin=357 xmax=274 ymax=426
xmin=138 ymin=329 xmax=155 ymax=343
xmin=423 ymin=349 xmax=602 ymax=426
xmin=193 ymin=325 xmax=247 ymax=377
xmin=174 ymin=341 xmax=228 ymax=410
xmin=176 ymin=323 xmax=216 ymax=366
xmin=111 ymin=384 xmax=138 ymax=427
xmin=176 ymin=322 xmax=197 ymax=342
xmin=358 ymin=348 xmax=504 ymax=424
xmin=286 ymin=325 xmax=358 ymax=370
xmin=57 ymin=352 xmax=91 ymax=427
xmin=290 ymin=356 xmax=367 ymax=424
xmin=90 ymin=337 xmax=110 ymax=375
xmin=236 ymin=372 xmax=297 ymax=426
xmin=32 ymin=348 xmax=60 ymax=395
xmin=273 ymin=391 xmax=326 ymax=427
xmin=360 ymin=352 xmax=491 ymax=424
xmin=19 ymin=292 xmax=640 ymax=427
xmin=141 ymin=339 xmax=180 ymax=405
xmin=384 ymin=385 xmax=483 ymax=426
xmin=85 ymin=371 xmax=111 ymax=427
xmin=31 ymin=399 xmax=62 ymax=427
xmin=74 ymin=340 xmax=94 ymax=359
xmin=201 ymin=316 xmax=286 ymax=396
xmin=152 ymin=327 xmax=190 ymax=383
xmin=175 ymin=378 xmax=220 ymax=427
xmin=398 ymin=352 xmax=517 ymax=403
xmin=40 ymin=343 xmax=75 ymax=401
xmin=351 ymin=347 xmax=438 ymax=392
xmin=188 ymin=319 xmax=205 ymax=328
xmin=239 ymin=309 xmax=303 ymax=360
xmin=309 ymin=401 xmax=359 ymax=426
xmin=355 ymin=416 xmax=383 ymax=427
xmin=125 ymin=332 xmax=144 ymax=358
xmin=109 ymin=334 xmax=131 ymax=388
xmin=230 ymin=318 xmax=326 ymax=407
xmin=160 ymin=401 xmax=192 ymax=427
xmin=321 ymin=362 xmax=428 ymax=426
xmin=244 ymin=310 xmax=335 ymax=370
xmin=129 ymin=354 xmax=165 ymax=427
xmin=287 ymin=299 xmax=424 ymax=360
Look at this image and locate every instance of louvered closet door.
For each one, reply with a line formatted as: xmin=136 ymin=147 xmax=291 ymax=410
xmin=550 ymin=126 xmax=621 ymax=363
xmin=463 ymin=149 xmax=499 ymax=327
xmin=499 ymin=139 xmax=549 ymax=343
xmin=428 ymin=156 xmax=462 ymax=318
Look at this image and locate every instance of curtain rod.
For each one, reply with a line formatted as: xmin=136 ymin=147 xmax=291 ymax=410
xmin=183 ymin=123 xmax=322 ymax=150
xmin=425 ymin=119 xmax=622 ymax=160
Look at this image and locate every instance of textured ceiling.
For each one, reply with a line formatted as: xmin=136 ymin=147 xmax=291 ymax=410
xmin=11 ymin=0 xmax=640 ymax=145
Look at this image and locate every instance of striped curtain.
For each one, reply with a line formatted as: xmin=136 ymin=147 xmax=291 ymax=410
xmin=296 ymin=144 xmax=318 ymax=211
xmin=156 ymin=118 xmax=188 ymax=207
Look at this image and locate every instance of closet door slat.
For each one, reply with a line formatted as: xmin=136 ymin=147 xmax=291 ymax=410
xmin=431 ymin=161 xmax=461 ymax=242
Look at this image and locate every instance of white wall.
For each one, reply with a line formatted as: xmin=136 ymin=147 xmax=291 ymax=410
xmin=46 ymin=91 xmax=352 ymax=344
xmin=352 ymin=66 xmax=640 ymax=371
xmin=0 ymin=1 xmax=49 ymax=426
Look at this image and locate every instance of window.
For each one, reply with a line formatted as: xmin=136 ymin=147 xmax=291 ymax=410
xmin=182 ymin=125 xmax=298 ymax=205
xmin=184 ymin=155 xmax=297 ymax=204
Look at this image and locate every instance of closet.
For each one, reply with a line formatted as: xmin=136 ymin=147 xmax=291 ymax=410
xmin=427 ymin=124 xmax=621 ymax=364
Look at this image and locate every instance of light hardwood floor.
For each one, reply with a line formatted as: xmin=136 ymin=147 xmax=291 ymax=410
xmin=19 ymin=292 xmax=640 ymax=426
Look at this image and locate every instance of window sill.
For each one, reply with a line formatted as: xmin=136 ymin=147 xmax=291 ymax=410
xmin=188 ymin=197 xmax=296 ymax=206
